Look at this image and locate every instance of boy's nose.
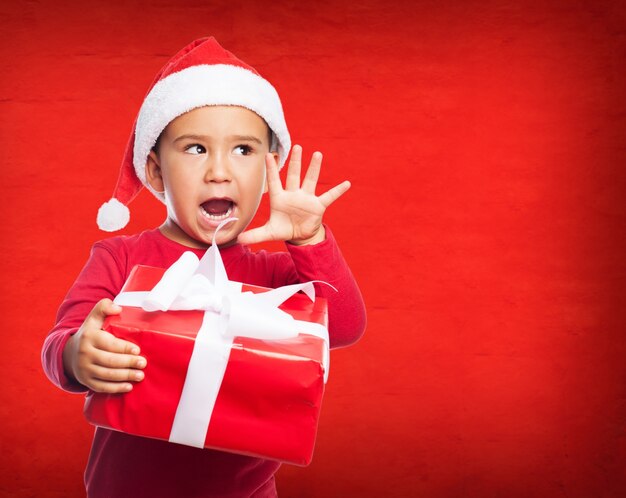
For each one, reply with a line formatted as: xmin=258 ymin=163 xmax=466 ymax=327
xmin=204 ymin=153 xmax=231 ymax=183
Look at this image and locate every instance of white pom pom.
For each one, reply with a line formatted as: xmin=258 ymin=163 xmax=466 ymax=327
xmin=97 ymin=198 xmax=130 ymax=232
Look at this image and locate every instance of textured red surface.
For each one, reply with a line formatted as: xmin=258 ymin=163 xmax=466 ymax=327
xmin=1 ymin=1 xmax=625 ymax=497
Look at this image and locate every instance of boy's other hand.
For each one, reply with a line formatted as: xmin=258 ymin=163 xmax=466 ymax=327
xmin=238 ymin=145 xmax=351 ymax=246
xmin=62 ymin=299 xmax=146 ymax=393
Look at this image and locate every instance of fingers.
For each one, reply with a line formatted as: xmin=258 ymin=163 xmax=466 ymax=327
xmin=285 ymin=144 xmax=302 ymax=191
xmin=302 ymin=151 xmax=322 ymax=194
xmin=285 ymin=145 xmax=322 ymax=194
xmin=88 ymin=379 xmax=135 ymax=394
xmin=91 ymin=363 xmax=145 ymax=383
xmin=86 ymin=298 xmax=122 ymax=327
xmin=238 ymin=225 xmax=276 ymax=245
xmin=270 ymin=145 xmax=325 ymax=196
xmin=91 ymin=344 xmax=146 ymax=370
xmin=265 ymin=153 xmax=283 ymax=194
xmin=80 ymin=345 xmax=147 ymax=393
xmin=319 ymin=180 xmax=351 ymax=208
xmin=94 ymin=329 xmax=141 ymax=355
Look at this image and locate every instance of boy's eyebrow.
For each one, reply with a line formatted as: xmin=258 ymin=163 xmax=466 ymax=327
xmin=231 ymin=135 xmax=264 ymax=144
xmin=173 ymin=134 xmax=264 ymax=145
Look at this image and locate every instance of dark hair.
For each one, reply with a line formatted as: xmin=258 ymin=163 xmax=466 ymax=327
xmin=151 ymin=133 xmax=162 ymax=155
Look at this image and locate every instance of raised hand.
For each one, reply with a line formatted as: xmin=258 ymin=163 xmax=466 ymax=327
xmin=238 ymin=145 xmax=351 ymax=246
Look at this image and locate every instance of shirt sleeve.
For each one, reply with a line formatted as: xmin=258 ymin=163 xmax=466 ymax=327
xmin=280 ymin=226 xmax=367 ymax=349
xmin=41 ymin=241 xmax=128 ymax=393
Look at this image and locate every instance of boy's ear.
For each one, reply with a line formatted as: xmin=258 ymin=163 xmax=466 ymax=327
xmin=145 ymin=150 xmax=165 ymax=193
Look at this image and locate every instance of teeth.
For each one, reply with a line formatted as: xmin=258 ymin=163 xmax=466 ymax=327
xmin=200 ymin=205 xmax=233 ymax=221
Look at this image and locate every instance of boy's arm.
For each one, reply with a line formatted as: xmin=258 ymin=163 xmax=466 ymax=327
xmin=238 ymin=145 xmax=366 ymax=348
xmin=284 ymin=225 xmax=366 ymax=349
xmin=41 ymin=242 xmax=128 ymax=393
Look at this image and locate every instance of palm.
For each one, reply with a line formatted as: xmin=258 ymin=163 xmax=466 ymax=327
xmin=263 ymin=189 xmax=326 ymax=241
xmin=238 ymin=145 xmax=351 ymax=246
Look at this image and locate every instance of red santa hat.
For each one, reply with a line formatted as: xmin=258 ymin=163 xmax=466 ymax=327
xmin=97 ymin=37 xmax=291 ymax=232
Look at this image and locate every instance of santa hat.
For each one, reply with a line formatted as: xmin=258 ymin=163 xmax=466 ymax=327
xmin=97 ymin=37 xmax=291 ymax=232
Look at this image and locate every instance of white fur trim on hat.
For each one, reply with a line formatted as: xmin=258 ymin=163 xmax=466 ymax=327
xmin=97 ymin=198 xmax=131 ymax=232
xmin=133 ymin=64 xmax=291 ymax=198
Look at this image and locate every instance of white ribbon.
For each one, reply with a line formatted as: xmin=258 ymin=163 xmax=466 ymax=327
xmin=114 ymin=219 xmax=330 ymax=448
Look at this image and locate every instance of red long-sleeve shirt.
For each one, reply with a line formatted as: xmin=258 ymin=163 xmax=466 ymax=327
xmin=42 ymin=227 xmax=365 ymax=498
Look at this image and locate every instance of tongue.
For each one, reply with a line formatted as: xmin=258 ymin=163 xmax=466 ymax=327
xmin=202 ymin=199 xmax=232 ymax=215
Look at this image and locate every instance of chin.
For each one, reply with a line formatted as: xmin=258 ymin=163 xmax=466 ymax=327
xmin=209 ymin=225 xmax=242 ymax=247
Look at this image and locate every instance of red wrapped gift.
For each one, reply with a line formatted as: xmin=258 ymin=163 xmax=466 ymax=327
xmin=83 ymin=243 xmax=329 ymax=466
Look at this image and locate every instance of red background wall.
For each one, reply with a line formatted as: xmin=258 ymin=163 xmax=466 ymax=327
xmin=1 ymin=1 xmax=625 ymax=496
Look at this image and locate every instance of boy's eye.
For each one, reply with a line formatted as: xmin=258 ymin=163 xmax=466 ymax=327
xmin=184 ymin=144 xmax=206 ymax=155
xmin=233 ymin=144 xmax=253 ymax=156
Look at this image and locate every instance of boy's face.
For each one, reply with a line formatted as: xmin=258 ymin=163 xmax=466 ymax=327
xmin=145 ymin=105 xmax=276 ymax=248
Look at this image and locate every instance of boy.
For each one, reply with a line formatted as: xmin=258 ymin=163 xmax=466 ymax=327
xmin=42 ymin=37 xmax=365 ymax=497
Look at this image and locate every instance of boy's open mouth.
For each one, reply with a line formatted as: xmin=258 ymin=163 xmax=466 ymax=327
xmin=200 ymin=198 xmax=234 ymax=221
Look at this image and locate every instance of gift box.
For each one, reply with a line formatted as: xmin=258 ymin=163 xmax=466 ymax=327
xmin=83 ymin=238 xmax=329 ymax=466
